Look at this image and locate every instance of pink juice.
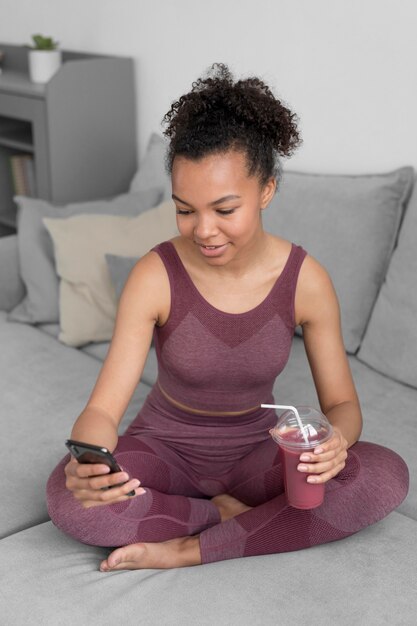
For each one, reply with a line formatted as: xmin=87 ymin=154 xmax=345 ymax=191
xmin=279 ymin=428 xmax=326 ymax=509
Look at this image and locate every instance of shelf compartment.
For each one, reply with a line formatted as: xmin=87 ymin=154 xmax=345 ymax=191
xmin=0 ymin=145 xmax=35 ymax=228
xmin=0 ymin=117 xmax=33 ymax=152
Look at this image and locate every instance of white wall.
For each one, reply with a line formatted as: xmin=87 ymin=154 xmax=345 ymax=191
xmin=1 ymin=0 xmax=416 ymax=174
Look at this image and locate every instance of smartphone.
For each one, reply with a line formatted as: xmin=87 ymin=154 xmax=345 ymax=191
xmin=65 ymin=439 xmax=135 ymax=496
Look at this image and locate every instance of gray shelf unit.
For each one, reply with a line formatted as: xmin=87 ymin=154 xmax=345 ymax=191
xmin=0 ymin=43 xmax=137 ymax=232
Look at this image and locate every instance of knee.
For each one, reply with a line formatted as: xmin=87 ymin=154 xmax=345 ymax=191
xmin=354 ymin=441 xmax=409 ymax=511
xmin=386 ymin=447 xmax=409 ymax=508
xmin=46 ymin=455 xmax=83 ymax=539
xmin=46 ymin=455 xmax=69 ymax=521
xmin=46 ymin=455 xmax=107 ymax=546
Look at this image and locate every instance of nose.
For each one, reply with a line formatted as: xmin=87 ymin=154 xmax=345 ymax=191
xmin=194 ymin=212 xmax=219 ymax=241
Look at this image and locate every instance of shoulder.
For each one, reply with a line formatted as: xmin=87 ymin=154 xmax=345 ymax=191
xmin=297 ymin=251 xmax=331 ymax=289
xmin=295 ymin=252 xmax=340 ymax=328
xmin=126 ymin=244 xmax=171 ymax=287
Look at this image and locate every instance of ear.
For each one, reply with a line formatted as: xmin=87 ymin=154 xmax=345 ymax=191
xmin=260 ymin=177 xmax=277 ymax=210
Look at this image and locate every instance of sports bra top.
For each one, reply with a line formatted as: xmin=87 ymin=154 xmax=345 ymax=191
xmin=151 ymin=240 xmax=307 ymax=413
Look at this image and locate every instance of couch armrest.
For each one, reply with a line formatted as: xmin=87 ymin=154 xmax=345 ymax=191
xmin=0 ymin=235 xmax=26 ymax=312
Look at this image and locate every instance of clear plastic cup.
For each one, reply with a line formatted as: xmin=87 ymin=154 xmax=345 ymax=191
xmin=269 ymin=406 xmax=333 ymax=509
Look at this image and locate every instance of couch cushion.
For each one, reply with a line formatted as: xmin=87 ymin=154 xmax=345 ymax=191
xmin=0 ymin=513 xmax=415 ymax=625
xmin=37 ymin=322 xmax=60 ymax=339
xmin=274 ymin=336 xmax=417 ymax=521
xmin=0 ymin=234 xmax=25 ymax=312
xmin=263 ymin=167 xmax=414 ymax=353
xmin=81 ymin=340 xmax=110 ymax=361
xmin=8 ymin=188 xmax=161 ymax=325
xmin=38 ymin=319 xmax=159 ymax=388
xmin=38 ymin=326 xmax=158 ymax=384
xmin=358 ymin=176 xmax=417 ymax=388
xmin=43 ymin=200 xmax=178 ymax=347
xmin=0 ymin=313 xmax=152 ymax=540
xmin=129 ymin=132 xmax=172 ymax=201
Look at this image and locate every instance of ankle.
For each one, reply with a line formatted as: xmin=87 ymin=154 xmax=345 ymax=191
xmin=179 ymin=535 xmax=202 ymax=566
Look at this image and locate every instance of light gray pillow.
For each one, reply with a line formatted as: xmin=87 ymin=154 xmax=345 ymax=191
xmin=129 ymin=133 xmax=172 ymax=201
xmin=8 ymin=188 xmax=161 ymax=324
xmin=263 ymin=166 xmax=414 ymax=354
xmin=0 ymin=235 xmax=26 ymax=312
xmin=358 ymin=175 xmax=417 ymax=387
xmin=106 ymin=254 xmax=140 ymax=300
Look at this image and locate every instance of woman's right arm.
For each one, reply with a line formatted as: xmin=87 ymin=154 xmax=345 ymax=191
xmin=64 ymin=250 xmax=170 ymax=508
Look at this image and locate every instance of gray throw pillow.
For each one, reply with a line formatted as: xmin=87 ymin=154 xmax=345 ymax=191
xmin=129 ymin=133 xmax=172 ymax=201
xmin=9 ymin=188 xmax=161 ymax=324
xmin=106 ymin=254 xmax=140 ymax=301
xmin=358 ymin=175 xmax=417 ymax=388
xmin=0 ymin=235 xmax=26 ymax=312
xmin=263 ymin=166 xmax=414 ymax=354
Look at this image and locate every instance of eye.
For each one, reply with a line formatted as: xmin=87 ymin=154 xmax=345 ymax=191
xmin=216 ymin=208 xmax=236 ymax=215
xmin=176 ymin=209 xmax=192 ymax=215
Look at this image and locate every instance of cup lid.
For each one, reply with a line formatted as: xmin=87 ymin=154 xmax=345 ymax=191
xmin=269 ymin=406 xmax=333 ymax=449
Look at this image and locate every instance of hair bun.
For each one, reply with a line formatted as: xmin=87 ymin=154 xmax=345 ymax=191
xmin=163 ymin=63 xmax=302 ymax=185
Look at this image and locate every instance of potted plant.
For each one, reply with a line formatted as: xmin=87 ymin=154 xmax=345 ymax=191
xmin=28 ymin=34 xmax=62 ymax=84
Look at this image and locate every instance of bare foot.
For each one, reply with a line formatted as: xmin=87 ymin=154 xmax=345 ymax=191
xmin=211 ymin=493 xmax=252 ymax=522
xmin=99 ymin=535 xmax=201 ymax=572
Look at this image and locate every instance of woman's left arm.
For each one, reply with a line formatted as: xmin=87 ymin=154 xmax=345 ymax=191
xmin=294 ymin=254 xmax=363 ymax=484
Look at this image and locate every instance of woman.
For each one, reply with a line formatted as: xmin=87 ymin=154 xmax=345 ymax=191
xmin=46 ymin=64 xmax=409 ymax=571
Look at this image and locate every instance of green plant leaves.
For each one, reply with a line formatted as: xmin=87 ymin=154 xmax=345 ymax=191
xmin=31 ymin=34 xmax=59 ymax=50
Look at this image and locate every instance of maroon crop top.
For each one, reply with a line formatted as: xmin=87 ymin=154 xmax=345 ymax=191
xmin=151 ymin=241 xmax=307 ymax=413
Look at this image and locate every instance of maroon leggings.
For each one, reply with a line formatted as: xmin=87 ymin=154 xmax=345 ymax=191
xmin=46 ymin=434 xmax=409 ymax=563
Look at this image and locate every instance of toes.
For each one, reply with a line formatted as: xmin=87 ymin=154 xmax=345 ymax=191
xmin=100 ymin=544 xmax=146 ymax=571
xmin=106 ymin=547 xmax=125 ymax=569
xmin=99 ymin=559 xmax=110 ymax=572
xmin=100 ymin=559 xmax=135 ymax=572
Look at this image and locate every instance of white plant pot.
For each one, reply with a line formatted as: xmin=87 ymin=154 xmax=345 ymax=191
xmin=28 ymin=49 xmax=62 ymax=84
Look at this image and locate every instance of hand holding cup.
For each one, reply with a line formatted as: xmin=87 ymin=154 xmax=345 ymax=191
xmin=297 ymin=426 xmax=348 ymax=484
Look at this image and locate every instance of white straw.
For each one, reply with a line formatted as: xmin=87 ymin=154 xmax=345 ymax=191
xmin=261 ymin=404 xmax=309 ymax=444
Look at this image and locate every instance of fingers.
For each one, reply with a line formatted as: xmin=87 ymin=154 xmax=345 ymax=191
xmin=64 ymin=457 xmax=146 ymax=508
xmin=312 ymin=432 xmax=345 ymax=458
xmin=81 ymin=471 xmax=131 ymax=491
xmin=300 ymin=447 xmax=339 ymax=464
xmin=74 ymin=480 xmax=146 ymax=508
xmin=65 ymin=458 xmax=111 ymax=479
xmin=297 ymin=431 xmax=348 ymax=484
xmin=305 ymin=461 xmax=346 ymax=484
xmin=297 ymin=461 xmax=345 ymax=483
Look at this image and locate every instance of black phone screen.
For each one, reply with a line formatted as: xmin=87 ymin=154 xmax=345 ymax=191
xmin=65 ymin=440 xmax=121 ymax=473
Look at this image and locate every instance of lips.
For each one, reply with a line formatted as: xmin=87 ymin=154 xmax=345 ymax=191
xmin=195 ymin=241 xmax=229 ymax=257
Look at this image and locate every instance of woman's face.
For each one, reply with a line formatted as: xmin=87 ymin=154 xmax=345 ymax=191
xmin=171 ymin=149 xmax=276 ymax=266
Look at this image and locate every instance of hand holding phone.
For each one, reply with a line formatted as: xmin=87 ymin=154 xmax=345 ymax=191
xmin=64 ymin=439 xmax=145 ymax=507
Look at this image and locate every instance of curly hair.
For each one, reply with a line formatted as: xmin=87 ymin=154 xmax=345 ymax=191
xmin=162 ymin=63 xmax=302 ymax=187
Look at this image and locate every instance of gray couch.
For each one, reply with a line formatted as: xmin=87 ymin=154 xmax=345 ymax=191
xmin=0 ymin=136 xmax=416 ymax=625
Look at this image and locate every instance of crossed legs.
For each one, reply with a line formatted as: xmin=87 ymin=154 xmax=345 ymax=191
xmin=46 ymin=434 xmax=409 ymax=569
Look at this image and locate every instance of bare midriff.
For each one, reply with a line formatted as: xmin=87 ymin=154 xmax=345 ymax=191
xmin=157 ymin=382 xmax=260 ymax=417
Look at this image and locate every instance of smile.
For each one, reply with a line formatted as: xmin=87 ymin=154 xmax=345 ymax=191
xmin=195 ymin=242 xmax=229 ymax=257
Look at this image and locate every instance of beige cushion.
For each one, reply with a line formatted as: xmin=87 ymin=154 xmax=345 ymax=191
xmin=43 ymin=200 xmax=177 ymax=347
xmin=9 ymin=189 xmax=161 ymax=324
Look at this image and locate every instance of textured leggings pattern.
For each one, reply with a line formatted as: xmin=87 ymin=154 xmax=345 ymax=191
xmin=46 ymin=435 xmax=409 ymax=563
